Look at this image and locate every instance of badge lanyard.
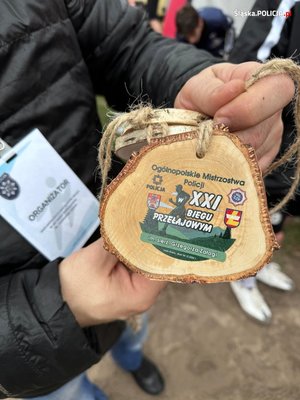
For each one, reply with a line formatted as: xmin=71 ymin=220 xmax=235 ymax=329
xmin=0 ymin=138 xmax=16 ymax=163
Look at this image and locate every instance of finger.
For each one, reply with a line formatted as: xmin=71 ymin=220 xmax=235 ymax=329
xmin=214 ymin=74 xmax=294 ymax=131
xmin=111 ymin=262 xmax=167 ymax=314
xmin=234 ymin=113 xmax=282 ymax=171
xmin=130 ymin=273 xmax=167 ymax=313
xmin=112 ymin=261 xmax=167 ymax=294
xmin=211 ymin=61 xmax=260 ymax=83
xmin=131 ymin=272 xmax=167 ymax=294
xmin=175 ymin=70 xmax=246 ymax=116
xmin=234 ymin=112 xmax=282 ymax=151
xmin=90 ymin=238 xmax=120 ymax=275
xmin=259 ymin=152 xmax=280 ymax=173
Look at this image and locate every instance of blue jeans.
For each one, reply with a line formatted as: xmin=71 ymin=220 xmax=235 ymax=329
xmin=28 ymin=374 xmax=108 ymax=400
xmin=29 ymin=314 xmax=148 ymax=400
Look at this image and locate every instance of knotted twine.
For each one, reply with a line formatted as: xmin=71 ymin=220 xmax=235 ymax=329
xmin=99 ymin=58 xmax=300 ymax=216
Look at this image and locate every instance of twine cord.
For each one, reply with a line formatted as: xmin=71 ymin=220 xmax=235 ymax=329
xmin=196 ymin=120 xmax=214 ymax=158
xmin=99 ymin=58 xmax=300 ymax=215
xmin=99 ymin=106 xmax=154 ymax=201
xmin=99 ymin=107 xmax=208 ymax=200
xmin=146 ymin=122 xmax=169 ymax=142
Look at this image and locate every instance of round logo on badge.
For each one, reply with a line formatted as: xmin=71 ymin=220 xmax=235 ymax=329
xmin=227 ymin=188 xmax=247 ymax=206
xmin=0 ymin=173 xmax=20 ymax=200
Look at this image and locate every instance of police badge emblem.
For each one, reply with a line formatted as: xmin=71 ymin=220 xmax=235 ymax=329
xmin=0 ymin=173 xmax=20 ymax=200
xmin=228 ymin=188 xmax=247 ymax=206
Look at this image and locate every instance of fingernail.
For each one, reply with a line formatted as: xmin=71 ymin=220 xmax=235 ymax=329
xmin=213 ymin=116 xmax=231 ymax=129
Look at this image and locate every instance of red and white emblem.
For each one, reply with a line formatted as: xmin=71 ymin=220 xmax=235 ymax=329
xmin=147 ymin=193 xmax=161 ymax=210
xmin=224 ymin=208 xmax=242 ymax=228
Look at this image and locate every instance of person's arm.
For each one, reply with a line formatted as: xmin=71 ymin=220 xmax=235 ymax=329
xmin=0 ymin=257 xmax=119 ymax=398
xmin=0 ymin=238 xmax=165 ymax=398
xmin=67 ymin=0 xmax=294 ymax=171
xmin=147 ymin=0 xmax=163 ymax=33
xmin=66 ymin=0 xmax=218 ymax=109
xmin=0 ymin=2 xmax=207 ymax=397
xmin=149 ymin=18 xmax=163 ymax=33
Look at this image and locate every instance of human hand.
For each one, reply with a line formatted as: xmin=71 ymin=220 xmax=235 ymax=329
xmin=174 ymin=61 xmax=295 ymax=172
xmin=59 ymin=238 xmax=166 ymax=327
xmin=150 ymin=19 xmax=163 ymax=34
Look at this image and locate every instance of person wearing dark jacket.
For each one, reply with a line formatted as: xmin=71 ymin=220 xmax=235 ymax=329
xmin=0 ymin=0 xmax=295 ymax=399
xmin=229 ymin=0 xmax=299 ymax=324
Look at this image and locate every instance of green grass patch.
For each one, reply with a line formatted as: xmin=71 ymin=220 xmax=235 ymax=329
xmin=96 ymin=96 xmax=111 ymax=127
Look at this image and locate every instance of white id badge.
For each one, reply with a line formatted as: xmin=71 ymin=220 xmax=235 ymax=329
xmin=0 ymin=129 xmax=99 ymax=260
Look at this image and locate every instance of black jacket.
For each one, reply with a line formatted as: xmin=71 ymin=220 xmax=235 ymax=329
xmin=0 ymin=0 xmax=217 ymax=397
xmin=230 ymin=0 xmax=300 ymax=211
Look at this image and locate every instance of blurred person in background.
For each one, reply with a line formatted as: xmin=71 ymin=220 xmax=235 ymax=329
xmin=175 ymin=4 xmax=235 ymax=58
xmin=128 ymin=0 xmax=167 ymax=31
xmin=229 ymin=0 xmax=299 ymax=324
xmin=128 ymin=0 xmax=148 ymax=9
xmin=162 ymin=0 xmax=187 ymax=38
xmin=146 ymin=0 xmax=169 ymax=33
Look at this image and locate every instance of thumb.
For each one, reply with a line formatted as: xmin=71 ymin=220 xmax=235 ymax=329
xmin=132 ymin=272 xmax=167 ymax=295
xmin=175 ymin=69 xmax=245 ymax=117
xmin=129 ymin=272 xmax=167 ymax=310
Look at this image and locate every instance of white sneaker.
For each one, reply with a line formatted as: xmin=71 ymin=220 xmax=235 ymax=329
xmin=230 ymin=279 xmax=272 ymax=324
xmin=256 ymin=262 xmax=295 ymax=291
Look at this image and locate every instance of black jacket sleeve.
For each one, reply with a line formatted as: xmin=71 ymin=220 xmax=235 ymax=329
xmin=0 ymin=258 xmax=124 ymax=398
xmin=66 ymin=0 xmax=218 ymax=110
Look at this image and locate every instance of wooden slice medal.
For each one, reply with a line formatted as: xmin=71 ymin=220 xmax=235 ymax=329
xmin=100 ymin=109 xmax=278 ymax=283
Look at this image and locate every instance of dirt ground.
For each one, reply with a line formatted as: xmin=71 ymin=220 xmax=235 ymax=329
xmin=89 ymin=217 xmax=300 ymax=400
